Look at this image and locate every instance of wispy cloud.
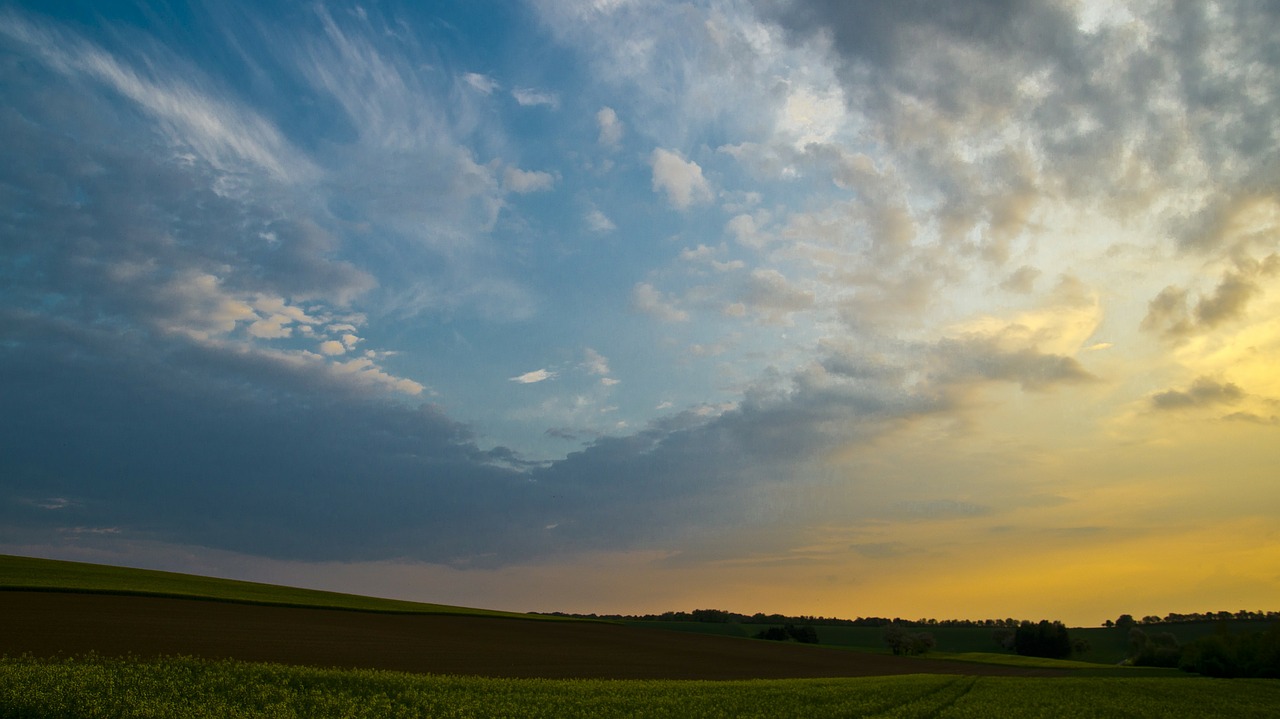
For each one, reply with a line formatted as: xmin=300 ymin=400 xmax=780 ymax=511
xmin=511 ymin=369 xmax=556 ymax=384
xmin=512 ymin=87 xmax=558 ymax=108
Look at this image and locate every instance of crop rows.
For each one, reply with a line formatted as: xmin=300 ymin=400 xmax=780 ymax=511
xmin=2 ymin=655 xmax=1278 ymax=718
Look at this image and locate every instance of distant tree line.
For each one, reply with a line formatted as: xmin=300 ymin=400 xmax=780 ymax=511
xmin=1104 ymin=610 xmax=1280 ymax=627
xmin=531 ymin=608 xmax=1052 ymax=628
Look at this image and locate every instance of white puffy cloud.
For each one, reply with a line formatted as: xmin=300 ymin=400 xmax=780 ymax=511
xmin=503 ymin=166 xmax=556 ymax=193
xmin=584 ymin=208 xmax=616 ymax=233
xmin=650 ymin=148 xmax=712 ymax=209
xmin=597 ymin=106 xmax=623 ymax=147
xmin=631 ymin=282 xmax=688 ymax=322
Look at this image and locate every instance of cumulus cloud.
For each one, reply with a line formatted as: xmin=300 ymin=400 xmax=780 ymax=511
xmin=582 ymin=348 xmax=615 ymax=384
xmin=596 ymin=106 xmax=623 ymax=147
xmin=741 ymin=269 xmax=815 ymax=323
xmin=319 ymin=340 xmax=347 ymax=355
xmin=650 ymin=148 xmax=713 ymax=209
xmin=584 ymin=208 xmax=616 ymax=233
xmin=631 ymin=282 xmax=689 ymax=322
xmin=503 ymin=166 xmax=556 ymax=193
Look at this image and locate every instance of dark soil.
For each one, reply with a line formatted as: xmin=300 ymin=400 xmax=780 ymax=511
xmin=0 ymin=591 xmax=1068 ymax=680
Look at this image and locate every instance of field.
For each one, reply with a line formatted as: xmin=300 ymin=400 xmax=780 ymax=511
xmin=3 ymin=555 xmax=1278 ymax=717
xmin=3 ymin=654 xmax=1279 ymax=718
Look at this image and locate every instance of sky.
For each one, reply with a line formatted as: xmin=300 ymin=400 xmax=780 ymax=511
xmin=1 ymin=0 xmax=1278 ymax=627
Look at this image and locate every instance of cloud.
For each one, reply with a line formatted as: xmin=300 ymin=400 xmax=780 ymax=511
xmin=1194 ymin=272 xmax=1260 ymax=327
xmin=1151 ymin=377 xmax=1246 ymax=411
xmin=631 ymin=282 xmax=689 ymax=322
xmin=740 ymin=269 xmax=814 ymax=324
xmin=680 ymin=244 xmax=744 ymax=272
xmin=1143 ymin=271 xmax=1263 ymax=339
xmin=512 ymin=87 xmax=558 ymax=108
xmin=463 ymin=72 xmax=499 ymax=94
xmin=1000 ymin=265 xmax=1041 ymax=294
xmin=597 ymin=106 xmax=623 ymax=147
xmin=650 ymin=148 xmax=712 ymax=209
xmin=582 ymin=348 xmax=612 ymax=377
xmin=932 ymin=338 xmax=1096 ymax=392
xmin=0 ymin=12 xmax=313 ymax=184
xmin=503 ymin=166 xmax=555 ymax=193
xmin=510 ymin=369 xmax=556 ymax=384
xmin=319 ymin=340 xmax=347 ymax=355
xmin=584 ymin=208 xmax=616 ymax=233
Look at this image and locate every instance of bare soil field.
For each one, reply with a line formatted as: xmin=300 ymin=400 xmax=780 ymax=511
xmin=0 ymin=591 xmax=1068 ymax=680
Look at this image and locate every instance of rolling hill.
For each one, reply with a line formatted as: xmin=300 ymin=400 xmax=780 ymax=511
xmin=0 ymin=554 xmax=1073 ymax=679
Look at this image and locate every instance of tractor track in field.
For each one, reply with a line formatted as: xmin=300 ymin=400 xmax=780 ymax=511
xmin=1 ymin=591 xmax=1071 ymax=680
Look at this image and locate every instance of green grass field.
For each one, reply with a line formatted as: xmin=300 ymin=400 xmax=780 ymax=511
xmin=1 ymin=654 xmax=1276 ymax=719
xmin=0 ymin=554 xmax=554 ymax=620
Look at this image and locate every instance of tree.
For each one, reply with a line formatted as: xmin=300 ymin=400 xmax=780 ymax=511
xmin=754 ymin=623 xmax=819 ymax=644
xmin=1128 ymin=628 xmax=1180 ymax=667
xmin=992 ymin=628 xmax=1016 ymax=651
xmin=1014 ymin=620 xmax=1072 ymax=659
xmin=1115 ymin=614 xmax=1135 ymax=631
xmin=755 ymin=627 xmax=790 ymax=641
xmin=883 ymin=624 xmax=934 ymax=655
xmin=785 ymin=623 xmax=820 ymax=644
xmin=1179 ymin=623 xmax=1280 ymax=678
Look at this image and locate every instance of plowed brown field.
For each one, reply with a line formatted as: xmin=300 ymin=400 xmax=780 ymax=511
xmin=0 ymin=591 xmax=1067 ymax=679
